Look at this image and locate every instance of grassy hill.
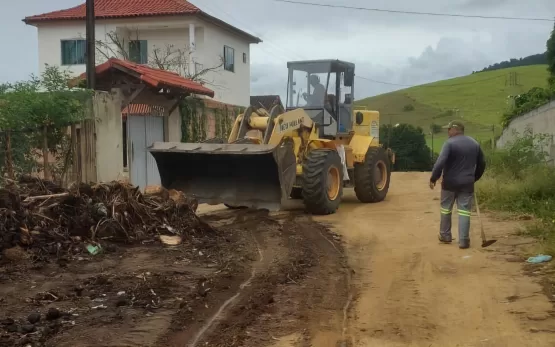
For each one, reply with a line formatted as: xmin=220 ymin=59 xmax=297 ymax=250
xmin=356 ymin=65 xmax=549 ymax=152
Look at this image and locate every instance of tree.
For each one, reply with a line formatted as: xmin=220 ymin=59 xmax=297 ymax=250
xmin=476 ymin=52 xmax=547 ymax=73
xmin=94 ymin=30 xmax=231 ymax=143
xmin=380 ymin=123 xmax=433 ymax=171
xmin=547 ymin=21 xmax=555 ymax=87
xmin=95 ymin=30 xmax=224 ymax=87
xmin=0 ymin=66 xmax=90 ymax=178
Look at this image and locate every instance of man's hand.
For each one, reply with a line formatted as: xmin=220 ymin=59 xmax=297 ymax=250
xmin=429 ymin=180 xmax=436 ymax=190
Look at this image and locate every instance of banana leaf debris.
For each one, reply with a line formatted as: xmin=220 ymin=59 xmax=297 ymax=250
xmin=0 ymin=176 xmax=211 ymax=261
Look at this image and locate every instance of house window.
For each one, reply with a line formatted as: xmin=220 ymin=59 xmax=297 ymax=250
xmin=61 ymin=40 xmax=86 ymax=65
xmin=243 ymin=53 xmax=247 ymax=64
xmin=224 ymin=45 xmax=235 ymax=72
xmin=129 ymin=40 xmax=148 ymax=64
xmin=194 ymin=62 xmax=204 ymax=75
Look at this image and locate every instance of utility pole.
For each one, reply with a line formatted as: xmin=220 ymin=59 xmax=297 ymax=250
xmin=491 ymin=124 xmax=495 ymax=149
xmin=86 ymin=0 xmax=96 ymax=89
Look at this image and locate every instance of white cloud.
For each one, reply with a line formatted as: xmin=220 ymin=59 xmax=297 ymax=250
xmin=5 ymin=0 xmax=554 ymax=101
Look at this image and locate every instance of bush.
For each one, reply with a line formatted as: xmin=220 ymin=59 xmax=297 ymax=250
xmin=476 ymin=129 xmax=555 ymax=253
xmin=0 ymin=65 xmax=91 ymax=179
xmin=501 ymin=87 xmax=554 ymax=128
xmin=403 ymin=104 xmax=415 ymax=112
xmin=485 ymin=128 xmax=550 ymax=179
xmin=380 ymin=123 xmax=433 ymax=171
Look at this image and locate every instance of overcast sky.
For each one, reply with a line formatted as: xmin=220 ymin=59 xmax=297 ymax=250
xmin=3 ymin=0 xmax=554 ymax=100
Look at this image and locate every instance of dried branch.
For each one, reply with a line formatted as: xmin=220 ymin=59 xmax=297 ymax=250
xmin=94 ymin=29 xmax=228 ymax=92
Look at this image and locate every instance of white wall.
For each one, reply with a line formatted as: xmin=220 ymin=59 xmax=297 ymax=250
xmin=497 ymin=100 xmax=555 ymax=165
xmin=93 ymin=91 xmax=124 ymax=182
xmin=33 ymin=16 xmax=255 ymax=107
xmin=199 ymin=20 xmax=251 ymax=106
xmin=167 ymin=107 xmax=182 ymax=142
xmin=37 ymin=21 xmax=118 ymax=76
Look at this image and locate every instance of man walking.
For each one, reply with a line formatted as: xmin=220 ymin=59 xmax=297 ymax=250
xmin=429 ymin=121 xmax=486 ymax=249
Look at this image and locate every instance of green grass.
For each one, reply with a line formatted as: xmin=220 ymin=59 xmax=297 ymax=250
xmin=475 ymin=132 xmax=555 ymax=255
xmin=357 ymin=65 xmax=550 ymax=152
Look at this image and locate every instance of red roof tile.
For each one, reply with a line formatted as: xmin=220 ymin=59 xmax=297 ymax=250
xmin=122 ymin=104 xmax=165 ymax=117
xmin=24 ymin=0 xmax=200 ymax=23
xmin=23 ymin=0 xmax=261 ymax=43
xmin=84 ymin=58 xmax=214 ymax=97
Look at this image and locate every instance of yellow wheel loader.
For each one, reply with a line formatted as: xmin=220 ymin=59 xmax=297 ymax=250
xmin=149 ymin=59 xmax=395 ymax=215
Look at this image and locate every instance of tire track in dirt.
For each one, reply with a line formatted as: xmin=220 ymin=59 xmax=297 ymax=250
xmin=162 ymin=209 xmax=352 ymax=347
xmin=187 ymin=228 xmax=264 ymax=347
xmin=315 ymin=223 xmax=355 ymax=347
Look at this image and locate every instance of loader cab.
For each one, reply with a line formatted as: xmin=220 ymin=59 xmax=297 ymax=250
xmin=286 ymin=59 xmax=355 ymax=138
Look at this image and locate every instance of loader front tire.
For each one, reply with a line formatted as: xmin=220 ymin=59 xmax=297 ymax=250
xmin=354 ymin=147 xmax=391 ymax=203
xmin=302 ymin=149 xmax=343 ymax=215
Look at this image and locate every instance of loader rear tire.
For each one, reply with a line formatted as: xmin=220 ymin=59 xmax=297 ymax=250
xmin=302 ymin=149 xmax=343 ymax=215
xmin=354 ymin=147 xmax=391 ymax=203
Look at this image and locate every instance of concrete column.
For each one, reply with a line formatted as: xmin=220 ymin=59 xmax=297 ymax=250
xmin=189 ymin=23 xmax=196 ymax=76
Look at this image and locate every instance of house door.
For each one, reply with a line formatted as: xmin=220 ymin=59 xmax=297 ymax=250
xmin=127 ymin=115 xmax=164 ymax=190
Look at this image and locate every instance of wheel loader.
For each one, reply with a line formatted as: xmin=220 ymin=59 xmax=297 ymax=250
xmin=148 ymin=59 xmax=395 ymax=215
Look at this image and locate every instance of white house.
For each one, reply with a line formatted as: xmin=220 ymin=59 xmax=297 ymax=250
xmin=23 ymin=0 xmax=261 ymax=107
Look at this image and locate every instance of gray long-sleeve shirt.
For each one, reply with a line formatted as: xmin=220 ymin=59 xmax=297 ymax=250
xmin=430 ymin=134 xmax=486 ymax=192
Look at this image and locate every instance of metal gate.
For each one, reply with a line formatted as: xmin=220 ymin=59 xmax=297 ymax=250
xmin=127 ymin=115 xmax=164 ymax=190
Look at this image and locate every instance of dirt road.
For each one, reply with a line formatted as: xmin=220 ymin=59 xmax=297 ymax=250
xmin=313 ymin=172 xmax=555 ymax=347
xmin=3 ymin=172 xmax=555 ymax=347
xmin=190 ymin=172 xmax=555 ymax=347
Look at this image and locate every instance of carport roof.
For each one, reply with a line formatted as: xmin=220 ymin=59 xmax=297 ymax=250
xmin=80 ymin=58 xmax=214 ymax=97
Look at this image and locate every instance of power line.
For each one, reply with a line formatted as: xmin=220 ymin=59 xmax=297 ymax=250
xmin=355 ymin=76 xmax=413 ymax=87
xmin=196 ymin=2 xmax=299 ymax=62
xmin=273 ymin=0 xmax=555 ymax=22
xmin=196 ymin=3 xmax=516 ymax=90
xmin=357 ymin=73 xmax=506 ymax=88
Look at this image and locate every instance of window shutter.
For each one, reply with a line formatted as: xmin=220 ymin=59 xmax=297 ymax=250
xmin=61 ymin=41 xmax=69 ymax=65
xmin=140 ymin=40 xmax=148 ymax=64
xmin=77 ymin=40 xmax=86 ymax=64
xmin=129 ymin=41 xmax=138 ymax=63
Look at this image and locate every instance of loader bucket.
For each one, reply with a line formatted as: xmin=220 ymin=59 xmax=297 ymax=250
xmin=148 ymin=139 xmax=297 ymax=211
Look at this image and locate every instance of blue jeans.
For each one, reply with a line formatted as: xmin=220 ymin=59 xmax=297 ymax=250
xmin=440 ymin=189 xmax=473 ymax=247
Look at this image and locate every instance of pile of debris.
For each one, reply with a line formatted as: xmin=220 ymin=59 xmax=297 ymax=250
xmin=0 ymin=176 xmax=210 ymax=261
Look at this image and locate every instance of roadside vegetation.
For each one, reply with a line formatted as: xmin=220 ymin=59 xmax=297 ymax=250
xmin=476 ymin=130 xmax=555 ymax=254
xmin=0 ymin=66 xmax=91 ymax=181
xmin=380 ymin=123 xmax=434 ymax=171
xmin=475 ymin=22 xmax=555 ymax=254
